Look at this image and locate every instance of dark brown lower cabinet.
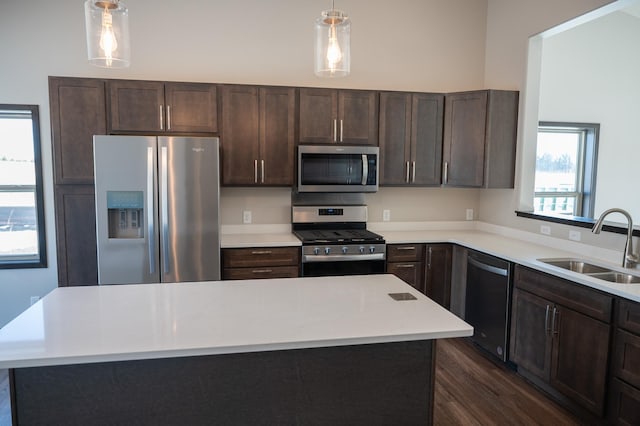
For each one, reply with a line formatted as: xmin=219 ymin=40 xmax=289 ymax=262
xmin=609 ymin=298 xmax=640 ymax=424
xmin=386 ymin=244 xmax=425 ymax=293
xmin=222 ymin=247 xmax=300 ymax=280
xmin=424 ymin=244 xmax=452 ymax=308
xmin=510 ymin=266 xmax=613 ymax=418
xmin=54 ymin=185 xmax=98 ymax=286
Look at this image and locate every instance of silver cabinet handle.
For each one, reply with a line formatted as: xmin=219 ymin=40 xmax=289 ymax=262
xmin=551 ymin=307 xmax=559 ymax=336
xmin=395 ymin=264 xmax=415 ymax=269
xmin=252 ymin=269 xmax=273 ymax=274
xmin=340 ymin=119 xmax=344 ymax=142
xmin=361 ymin=154 xmax=368 ymax=185
xmin=251 ymin=250 xmax=273 ymax=255
xmin=412 ymin=161 xmax=416 ymax=183
xmin=167 ymin=105 xmax=171 ymax=130
xmin=544 ymin=305 xmax=550 ymax=335
xmin=443 ymin=161 xmax=448 ymax=184
xmin=254 ymin=159 xmax=258 ymax=183
xmin=159 ymin=105 xmax=164 ymax=130
xmin=333 ymin=119 xmax=337 ymax=142
xmin=261 ymin=159 xmax=265 ymax=183
xmin=405 ymin=161 xmax=410 ymax=183
xmin=160 ymin=146 xmax=169 ymax=274
xmin=428 ymin=246 xmax=432 ymax=268
xmin=147 ymin=147 xmax=155 ymax=274
xmin=397 ymin=246 xmax=416 ymax=251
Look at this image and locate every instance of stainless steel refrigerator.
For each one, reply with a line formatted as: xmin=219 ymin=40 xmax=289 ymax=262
xmin=93 ymin=135 xmax=220 ymax=285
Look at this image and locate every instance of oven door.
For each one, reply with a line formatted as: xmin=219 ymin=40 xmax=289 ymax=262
xmin=297 ymin=145 xmax=378 ymax=192
xmin=302 ymin=259 xmax=386 ymax=277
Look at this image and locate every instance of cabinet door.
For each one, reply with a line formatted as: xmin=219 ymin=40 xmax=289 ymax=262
xmin=49 ymin=77 xmax=106 ymax=184
xmin=608 ymin=378 xmax=640 ymax=426
xmin=387 ymin=262 xmax=424 ymax=293
xmin=442 ymin=91 xmax=487 ymax=187
xmin=550 ymin=306 xmax=610 ymax=415
xmin=612 ymin=328 xmax=640 ymax=389
xmin=424 ymin=244 xmax=452 ymax=308
xmin=510 ymin=288 xmax=552 ymax=380
xmin=338 ymin=90 xmax=378 ymax=145
xmin=411 ymin=93 xmax=443 ymax=185
xmin=299 ymin=88 xmax=337 ymax=143
xmin=259 ymin=87 xmax=296 ymax=185
xmin=108 ymin=80 xmax=165 ymax=132
xmin=379 ymin=92 xmax=411 ymax=185
xmin=164 ymin=83 xmax=218 ymax=133
xmin=54 ymin=185 xmax=98 ymax=286
xmin=221 ymin=85 xmax=260 ymax=185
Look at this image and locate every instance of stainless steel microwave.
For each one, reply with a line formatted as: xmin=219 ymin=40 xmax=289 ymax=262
xmin=297 ymin=145 xmax=379 ymax=192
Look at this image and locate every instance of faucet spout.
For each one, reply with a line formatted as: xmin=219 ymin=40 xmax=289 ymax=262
xmin=592 ymin=208 xmax=639 ymax=268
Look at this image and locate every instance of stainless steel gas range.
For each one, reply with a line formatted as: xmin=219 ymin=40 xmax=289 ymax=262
xmin=292 ymin=205 xmax=386 ymax=277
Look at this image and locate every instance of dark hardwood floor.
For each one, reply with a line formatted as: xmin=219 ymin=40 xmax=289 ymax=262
xmin=0 ymin=340 xmax=581 ymax=425
xmin=435 ymin=338 xmax=580 ymax=425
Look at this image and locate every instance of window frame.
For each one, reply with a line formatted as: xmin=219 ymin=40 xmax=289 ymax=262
xmin=534 ymin=121 xmax=599 ymax=218
xmin=0 ymin=104 xmax=47 ymax=269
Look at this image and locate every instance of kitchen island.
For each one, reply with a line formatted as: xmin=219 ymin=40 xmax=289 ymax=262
xmin=0 ymin=274 xmax=471 ymax=425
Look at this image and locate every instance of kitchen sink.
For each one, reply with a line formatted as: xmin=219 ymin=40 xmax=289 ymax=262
xmin=538 ymin=258 xmax=610 ymax=274
xmin=538 ymin=257 xmax=640 ymax=284
xmin=587 ymin=272 xmax=640 ymax=284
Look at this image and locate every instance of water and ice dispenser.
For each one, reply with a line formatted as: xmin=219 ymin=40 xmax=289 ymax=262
xmin=106 ymin=191 xmax=144 ymax=239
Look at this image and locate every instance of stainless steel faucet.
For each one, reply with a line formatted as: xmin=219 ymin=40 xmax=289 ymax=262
xmin=592 ymin=208 xmax=639 ymax=268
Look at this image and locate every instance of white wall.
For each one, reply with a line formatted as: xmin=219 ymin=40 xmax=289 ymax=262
xmin=0 ymin=0 xmax=488 ymax=327
xmin=538 ymin=11 xmax=640 ymax=220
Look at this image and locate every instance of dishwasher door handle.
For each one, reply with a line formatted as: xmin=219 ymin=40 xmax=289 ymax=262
xmin=467 ymin=256 xmax=509 ymax=277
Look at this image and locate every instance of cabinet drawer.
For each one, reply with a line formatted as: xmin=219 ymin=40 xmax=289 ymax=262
xmin=387 ymin=261 xmax=424 ymax=292
xmin=223 ymin=266 xmax=299 ymax=280
xmin=618 ymin=298 xmax=640 ymax=335
xmin=387 ymin=244 xmax=424 ymax=262
xmin=608 ymin=378 xmax=640 ymax=426
xmin=514 ymin=265 xmax=613 ymax=323
xmin=222 ymin=247 xmax=300 ymax=268
xmin=613 ymin=328 xmax=640 ymax=389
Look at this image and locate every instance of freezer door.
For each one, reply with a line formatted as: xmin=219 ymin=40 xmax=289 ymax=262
xmin=158 ymin=137 xmax=220 ymax=282
xmin=94 ymin=135 xmax=160 ymax=284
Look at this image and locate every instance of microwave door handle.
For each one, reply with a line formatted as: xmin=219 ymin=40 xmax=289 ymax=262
xmin=361 ymin=154 xmax=368 ymax=185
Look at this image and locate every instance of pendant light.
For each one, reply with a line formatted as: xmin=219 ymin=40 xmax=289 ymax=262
xmin=314 ymin=1 xmax=350 ymax=77
xmin=84 ymin=0 xmax=130 ymax=68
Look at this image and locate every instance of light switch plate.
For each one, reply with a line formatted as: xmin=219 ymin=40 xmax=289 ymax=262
xmin=540 ymin=225 xmax=551 ymax=235
xmin=383 ymin=209 xmax=390 ymax=222
xmin=243 ymin=210 xmax=252 ymax=224
xmin=569 ymin=230 xmax=581 ymax=241
xmin=466 ymin=209 xmax=474 ymax=221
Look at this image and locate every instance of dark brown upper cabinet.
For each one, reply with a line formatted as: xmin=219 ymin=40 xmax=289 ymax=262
xmin=221 ymin=85 xmax=296 ymax=186
xmin=379 ymin=92 xmax=443 ymax=185
xmin=49 ymin=77 xmax=107 ymax=185
xmin=108 ymin=81 xmax=218 ymax=134
xmin=299 ymin=88 xmax=378 ymax=145
xmin=442 ymin=90 xmax=518 ymax=188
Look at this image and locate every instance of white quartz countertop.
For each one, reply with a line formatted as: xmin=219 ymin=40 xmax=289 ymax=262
xmin=382 ymin=229 xmax=640 ymax=303
xmin=221 ymin=232 xmax=301 ymax=248
xmin=0 ymin=274 xmax=472 ymax=369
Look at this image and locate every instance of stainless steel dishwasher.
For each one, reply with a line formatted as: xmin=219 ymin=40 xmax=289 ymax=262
xmin=464 ymin=250 xmax=513 ymax=362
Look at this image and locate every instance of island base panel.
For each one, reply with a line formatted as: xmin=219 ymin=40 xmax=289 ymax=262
xmin=11 ymin=340 xmax=435 ymax=425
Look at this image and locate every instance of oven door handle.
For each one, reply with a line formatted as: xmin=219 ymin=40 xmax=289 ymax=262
xmin=361 ymin=154 xmax=368 ymax=185
xmin=303 ymin=253 xmax=385 ymax=263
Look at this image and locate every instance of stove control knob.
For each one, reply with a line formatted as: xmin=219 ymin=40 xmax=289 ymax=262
xmin=359 ymin=246 xmax=365 ymax=254
xmin=313 ymin=247 xmax=320 ymax=255
xmin=324 ymin=247 xmax=331 ymax=255
xmin=369 ymin=246 xmax=375 ymax=254
xmin=342 ymin=246 xmax=348 ymax=254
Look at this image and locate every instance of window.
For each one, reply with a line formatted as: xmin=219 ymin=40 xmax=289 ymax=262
xmin=534 ymin=122 xmax=598 ymax=217
xmin=0 ymin=105 xmax=47 ymax=268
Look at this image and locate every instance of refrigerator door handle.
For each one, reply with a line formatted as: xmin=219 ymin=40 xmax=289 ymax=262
xmin=147 ymin=147 xmax=156 ymax=274
xmin=161 ymin=146 xmax=170 ymax=274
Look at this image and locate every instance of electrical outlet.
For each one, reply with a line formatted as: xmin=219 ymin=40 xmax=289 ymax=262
xmin=540 ymin=225 xmax=551 ymax=235
xmin=242 ymin=210 xmax=252 ymax=224
xmin=569 ymin=230 xmax=581 ymax=241
xmin=30 ymin=296 xmax=40 ymax=305
xmin=383 ymin=209 xmax=391 ymax=222
xmin=465 ymin=209 xmax=474 ymax=221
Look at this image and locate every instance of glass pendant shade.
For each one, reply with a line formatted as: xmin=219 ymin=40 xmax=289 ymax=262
xmin=84 ymin=0 xmax=130 ymax=68
xmin=314 ymin=9 xmax=350 ymax=77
